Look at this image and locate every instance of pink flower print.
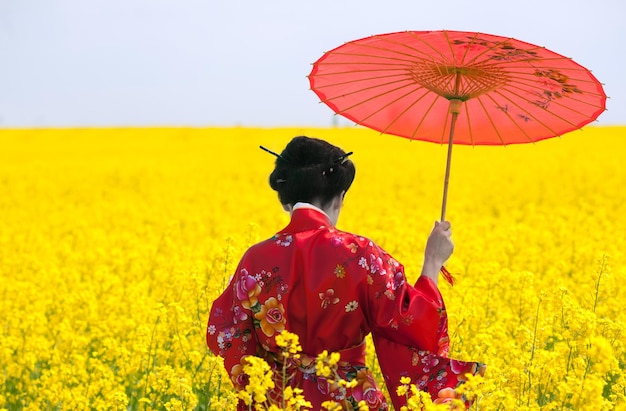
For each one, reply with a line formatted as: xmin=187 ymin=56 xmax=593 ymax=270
xmin=235 ymin=273 xmax=262 ymax=310
xmin=331 ymin=388 xmax=346 ymax=401
xmin=352 ymin=368 xmax=385 ymax=410
xmin=223 ymin=327 xmax=236 ymax=340
xmin=420 ymin=352 xmax=440 ymax=373
xmin=232 ymin=305 xmax=248 ymax=324
xmin=216 ymin=327 xmax=237 ymax=351
xmin=417 ymin=374 xmax=429 ymax=389
xmin=387 ymin=271 xmax=405 ymax=291
xmin=316 ymin=376 xmax=330 ymax=395
xmin=358 ymin=257 xmax=369 ymax=270
xmin=356 ymin=387 xmax=384 ymax=410
xmin=450 ymin=359 xmax=469 ymax=374
xmin=319 ymin=288 xmax=340 ymax=309
xmin=330 ymin=236 xmax=342 ymax=247
xmin=450 ymin=360 xmax=485 ymax=381
xmin=369 ymin=254 xmax=386 ymax=275
xmin=276 ymin=234 xmax=293 ymax=247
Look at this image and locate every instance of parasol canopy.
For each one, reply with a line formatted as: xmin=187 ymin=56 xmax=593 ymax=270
xmin=308 ymin=30 xmax=607 ymax=220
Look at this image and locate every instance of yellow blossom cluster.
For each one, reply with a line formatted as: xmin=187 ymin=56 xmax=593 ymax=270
xmin=397 ymin=376 xmax=465 ymax=411
xmin=1 ymin=126 xmax=625 ymax=410
xmin=275 ymin=331 xmax=302 ymax=358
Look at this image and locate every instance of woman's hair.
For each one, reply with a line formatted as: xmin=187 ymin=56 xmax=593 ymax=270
xmin=268 ymin=136 xmax=355 ymax=207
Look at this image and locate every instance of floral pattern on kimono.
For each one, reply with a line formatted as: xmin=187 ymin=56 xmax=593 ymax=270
xmin=207 ymin=206 xmax=485 ymax=410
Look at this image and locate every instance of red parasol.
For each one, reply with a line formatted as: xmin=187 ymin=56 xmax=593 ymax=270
xmin=308 ymin=30 xmax=607 ymax=221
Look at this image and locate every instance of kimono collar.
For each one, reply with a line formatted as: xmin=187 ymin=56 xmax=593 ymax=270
xmin=279 ymin=202 xmax=333 ymax=234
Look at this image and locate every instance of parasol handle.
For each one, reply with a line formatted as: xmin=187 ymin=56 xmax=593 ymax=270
xmin=440 ymin=99 xmax=462 ymax=222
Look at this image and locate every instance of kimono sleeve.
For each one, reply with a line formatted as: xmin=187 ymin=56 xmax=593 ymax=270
xmin=362 ymin=242 xmax=448 ymax=354
xmin=206 ymin=265 xmax=259 ymax=391
xmin=362 ymin=243 xmax=487 ymax=410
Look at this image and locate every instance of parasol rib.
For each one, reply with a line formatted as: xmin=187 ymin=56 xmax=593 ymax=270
xmin=313 ymin=61 xmax=431 ymax=70
xmin=408 ymin=95 xmax=441 ymax=141
xmin=376 ymin=90 xmax=436 ymax=136
xmin=310 ymin=72 xmax=418 ymax=90
xmin=503 ymin=69 xmax=605 ymax=91
xmin=319 ymin=78 xmax=422 ymax=112
xmin=341 ymin=35 xmax=447 ymax=63
xmin=353 ymin=86 xmax=434 ymax=131
xmin=495 ymin=85 xmax=594 ymax=128
xmin=503 ymin=75 xmax=606 ymax=101
xmin=488 ymin=61 xmax=604 ymax=73
xmin=468 ymin=55 xmax=573 ymax=68
xmin=322 ymin=51 xmax=440 ymax=66
xmin=310 ymin=68 xmax=419 ymax=81
xmin=443 ymin=30 xmax=460 ymax=67
xmin=475 ymin=96 xmax=508 ymax=145
xmin=376 ymin=33 xmax=450 ymax=59
xmin=482 ymin=93 xmax=537 ymax=144
xmin=318 ymin=76 xmax=416 ymax=101
xmin=457 ymin=32 xmax=482 ymax=67
xmin=489 ymin=89 xmax=566 ymax=136
xmin=462 ymin=100 xmax=475 ymax=146
xmin=460 ymin=37 xmax=528 ymax=67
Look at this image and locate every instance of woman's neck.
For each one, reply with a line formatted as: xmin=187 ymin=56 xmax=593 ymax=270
xmin=284 ymin=198 xmax=342 ymax=225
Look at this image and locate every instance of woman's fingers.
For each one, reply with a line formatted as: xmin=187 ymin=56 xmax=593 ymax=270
xmin=434 ymin=220 xmax=452 ymax=235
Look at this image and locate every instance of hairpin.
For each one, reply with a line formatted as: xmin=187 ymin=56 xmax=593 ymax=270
xmin=260 ymin=146 xmax=287 ymax=162
xmin=333 ymin=151 xmax=354 ymax=164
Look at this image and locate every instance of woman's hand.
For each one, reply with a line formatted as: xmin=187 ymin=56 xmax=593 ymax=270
xmin=425 ymin=221 xmax=454 ymax=266
xmin=421 ymin=221 xmax=454 ymax=285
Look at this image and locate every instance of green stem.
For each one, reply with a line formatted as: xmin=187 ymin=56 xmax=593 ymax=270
xmin=593 ymin=255 xmax=607 ymax=313
xmin=527 ymin=296 xmax=542 ymax=407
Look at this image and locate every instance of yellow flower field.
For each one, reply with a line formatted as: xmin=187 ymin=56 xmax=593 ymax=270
xmin=1 ymin=126 xmax=625 ymax=410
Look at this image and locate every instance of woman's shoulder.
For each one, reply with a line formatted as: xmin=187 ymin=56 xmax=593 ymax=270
xmin=241 ymin=227 xmax=392 ymax=261
xmin=328 ymin=228 xmax=391 ymax=257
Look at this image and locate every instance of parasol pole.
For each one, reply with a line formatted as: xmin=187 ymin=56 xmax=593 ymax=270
xmin=440 ymin=98 xmax=462 ymax=222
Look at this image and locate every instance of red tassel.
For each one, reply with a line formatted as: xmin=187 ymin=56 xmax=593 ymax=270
xmin=440 ymin=266 xmax=455 ymax=286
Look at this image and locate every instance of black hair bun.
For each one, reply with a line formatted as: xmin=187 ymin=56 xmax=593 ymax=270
xmin=268 ymin=136 xmax=355 ymax=207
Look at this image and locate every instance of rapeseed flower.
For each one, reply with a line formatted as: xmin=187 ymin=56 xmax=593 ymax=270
xmin=1 ymin=126 xmax=625 ymax=410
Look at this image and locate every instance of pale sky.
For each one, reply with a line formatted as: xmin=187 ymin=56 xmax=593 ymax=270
xmin=0 ymin=0 xmax=624 ymax=128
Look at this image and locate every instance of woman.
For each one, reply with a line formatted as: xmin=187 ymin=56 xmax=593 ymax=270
xmin=207 ymin=136 xmax=484 ymax=410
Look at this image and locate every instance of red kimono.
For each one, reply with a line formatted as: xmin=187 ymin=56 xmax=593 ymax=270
xmin=207 ymin=205 xmax=485 ymax=410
